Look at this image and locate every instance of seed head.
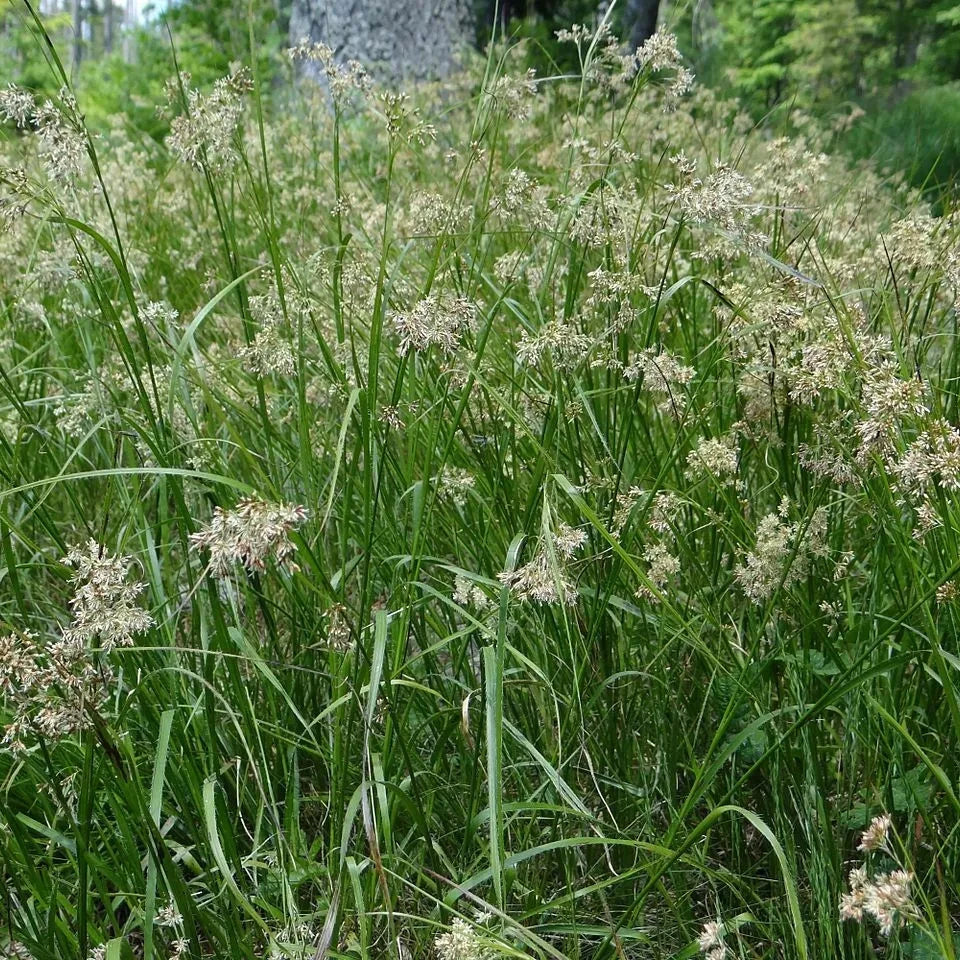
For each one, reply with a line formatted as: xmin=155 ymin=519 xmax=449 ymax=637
xmin=858 ymin=814 xmax=892 ymax=852
xmin=190 ymin=497 xmax=308 ymax=578
xmin=392 ymin=296 xmax=474 ymax=355
xmin=62 ymin=540 xmax=154 ymax=651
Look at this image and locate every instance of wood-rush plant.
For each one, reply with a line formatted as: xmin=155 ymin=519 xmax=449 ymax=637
xmin=0 ymin=5 xmax=958 ymax=959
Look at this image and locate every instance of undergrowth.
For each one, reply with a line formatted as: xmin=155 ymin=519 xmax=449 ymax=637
xmin=0 ymin=8 xmax=958 ymax=960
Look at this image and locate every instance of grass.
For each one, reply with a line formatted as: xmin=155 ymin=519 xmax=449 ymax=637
xmin=0 ymin=8 xmax=959 ymax=960
xmin=841 ymin=82 xmax=960 ymax=204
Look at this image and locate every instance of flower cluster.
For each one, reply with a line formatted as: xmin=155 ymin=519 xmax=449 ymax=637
xmin=840 ymin=866 xmax=917 ymax=936
xmin=633 ymin=29 xmax=695 ymax=110
xmin=438 ymin=467 xmax=476 ymax=507
xmin=734 ymin=503 xmax=828 ymax=603
xmin=288 ymin=40 xmax=372 ymax=105
xmin=0 ymin=83 xmax=36 ymax=128
xmin=858 ymin=813 xmax=892 ymax=852
xmin=686 ymin=434 xmax=739 ymax=482
xmin=516 ymin=319 xmax=594 ymax=370
xmin=434 ymin=918 xmax=492 ymax=960
xmin=0 ymin=543 xmax=153 ymax=752
xmin=190 ymin=497 xmax=308 ymax=577
xmin=840 ymin=815 xmax=920 ymax=937
xmin=697 ymin=920 xmax=728 ymax=960
xmin=624 ymin=347 xmax=695 ymax=413
xmin=453 ymin=575 xmax=493 ymax=612
xmin=638 ymin=542 xmax=681 ymax=601
xmin=392 ymin=296 xmax=474 ymax=355
xmin=0 ymin=85 xmax=86 ymax=182
xmin=498 ymin=523 xmax=587 ymax=605
xmin=62 ymin=540 xmax=155 ymax=651
xmin=667 ymin=155 xmax=764 ymax=246
xmin=489 ymin=69 xmax=538 ymax=120
xmin=0 ymin=631 xmax=93 ymax=749
xmin=241 ymin=323 xmax=296 ymax=378
xmin=556 ymin=22 xmax=634 ymax=92
xmin=166 ymin=68 xmax=253 ymax=171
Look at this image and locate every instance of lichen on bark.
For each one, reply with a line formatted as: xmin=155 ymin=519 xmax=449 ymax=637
xmin=289 ymin=0 xmax=474 ymax=83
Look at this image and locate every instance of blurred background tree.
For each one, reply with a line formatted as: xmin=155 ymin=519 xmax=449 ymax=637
xmin=678 ymin=0 xmax=960 ymax=193
xmin=4 ymin=0 xmax=960 ymax=192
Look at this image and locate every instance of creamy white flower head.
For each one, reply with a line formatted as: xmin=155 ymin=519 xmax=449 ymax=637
xmin=491 ymin=70 xmax=538 ymax=120
xmin=434 ymin=918 xmax=490 ymax=960
xmin=1 ymin=626 xmax=111 ymax=752
xmin=62 ymin=540 xmax=154 ymax=651
xmin=667 ymin=160 xmax=761 ymax=240
xmin=697 ymin=919 xmax=725 ymax=956
xmin=840 ymin=864 xmax=918 ymax=936
xmin=392 ymin=296 xmax=474 ymax=355
xmin=190 ymin=497 xmax=308 ymax=578
xmin=166 ymin=68 xmax=252 ymax=171
xmin=168 ymin=938 xmax=189 ymax=960
xmin=31 ymin=90 xmax=87 ymax=183
xmin=0 ymin=84 xmax=37 ymax=128
xmin=858 ymin=813 xmax=892 ymax=852
xmin=554 ymin=523 xmax=588 ymax=558
xmin=517 ymin=319 xmax=594 ymax=370
xmin=865 ymin=869 xmax=917 ymax=936
xmin=686 ymin=435 xmax=739 ymax=481
xmin=438 ymin=467 xmax=476 ymax=507
xmin=156 ymin=898 xmax=183 ymax=928
xmin=636 ymin=29 xmax=682 ymax=72
xmin=241 ymin=324 xmax=296 ymax=378
xmin=499 ymin=547 xmax=576 ymax=606
xmin=637 ymin=542 xmax=680 ymax=602
xmin=732 ymin=507 xmax=827 ymax=604
xmin=288 ymin=40 xmax=372 ymax=104
xmin=453 ymin=575 xmax=493 ymax=612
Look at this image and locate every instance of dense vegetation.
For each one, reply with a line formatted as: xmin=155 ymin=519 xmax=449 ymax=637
xmin=9 ymin=0 xmax=960 ymax=195
xmin=1 ymin=7 xmax=959 ymax=960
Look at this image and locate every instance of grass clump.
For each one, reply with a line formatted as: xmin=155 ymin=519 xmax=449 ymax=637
xmin=842 ymin=82 xmax=960 ymax=200
xmin=0 ymin=11 xmax=959 ymax=960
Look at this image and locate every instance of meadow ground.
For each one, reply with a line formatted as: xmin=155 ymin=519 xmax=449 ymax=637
xmin=0 ymin=14 xmax=959 ymax=960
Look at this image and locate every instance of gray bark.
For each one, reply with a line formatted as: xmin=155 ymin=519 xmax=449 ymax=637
xmin=71 ymin=0 xmax=82 ymax=69
xmin=289 ymin=0 xmax=475 ymax=84
xmin=122 ymin=0 xmax=136 ymax=64
xmin=625 ymin=0 xmax=660 ymax=50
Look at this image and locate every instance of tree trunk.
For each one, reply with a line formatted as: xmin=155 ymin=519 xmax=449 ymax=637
xmin=625 ymin=0 xmax=660 ymax=50
xmin=123 ymin=0 xmax=136 ymax=64
xmin=289 ymin=0 xmax=475 ymax=84
xmin=105 ymin=0 xmax=113 ymax=53
xmin=71 ymin=0 xmax=82 ymax=69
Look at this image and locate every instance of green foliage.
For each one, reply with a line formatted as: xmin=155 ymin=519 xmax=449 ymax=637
xmin=0 ymin=4 xmax=72 ymax=96
xmin=74 ymin=24 xmax=285 ymax=141
xmin=158 ymin=0 xmax=285 ymax=57
xmin=1 ymin=9 xmax=960 ymax=960
xmin=0 ymin=0 xmax=287 ymax=143
xmin=705 ymin=0 xmax=960 ymax=106
xmin=671 ymin=0 xmax=960 ymax=194
xmin=842 ymin=82 xmax=960 ymax=195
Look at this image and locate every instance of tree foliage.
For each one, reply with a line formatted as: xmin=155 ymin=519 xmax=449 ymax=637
xmin=702 ymin=0 xmax=960 ymax=109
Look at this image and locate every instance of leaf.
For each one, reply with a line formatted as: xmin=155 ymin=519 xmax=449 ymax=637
xmin=838 ymin=804 xmax=871 ymax=830
xmin=891 ymin=765 xmax=933 ymax=812
xmin=202 ymin=778 xmax=267 ymax=931
xmin=786 ymin=648 xmax=841 ymax=676
xmin=902 ymin=928 xmax=960 ymax=959
xmin=483 ymin=643 xmax=505 ymax=911
xmin=104 ymin=939 xmax=134 ymax=960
